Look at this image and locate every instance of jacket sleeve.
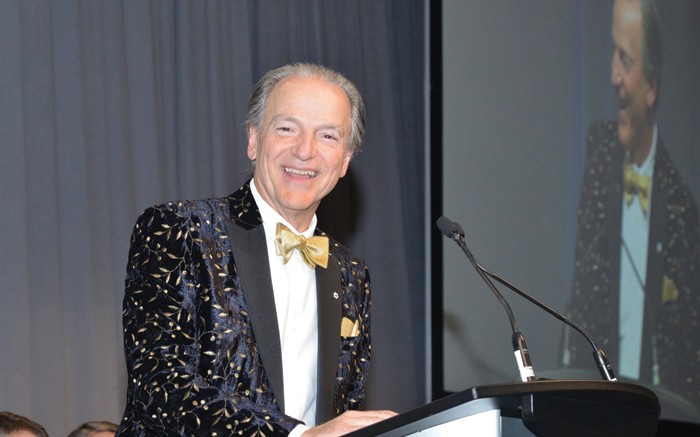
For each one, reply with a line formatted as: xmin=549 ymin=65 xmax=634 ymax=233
xmin=118 ymin=203 xmax=301 ymax=436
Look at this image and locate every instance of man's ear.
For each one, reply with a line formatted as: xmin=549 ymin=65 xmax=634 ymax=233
xmin=339 ymin=150 xmax=353 ymax=178
xmin=645 ymin=78 xmax=658 ymax=110
xmin=247 ymin=126 xmax=258 ymax=160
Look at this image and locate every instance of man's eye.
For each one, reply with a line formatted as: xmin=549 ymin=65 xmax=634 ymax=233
xmin=321 ymin=132 xmax=341 ymax=141
xmin=620 ymin=53 xmax=632 ymax=70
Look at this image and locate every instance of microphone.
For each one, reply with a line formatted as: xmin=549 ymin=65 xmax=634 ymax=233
xmin=437 ymin=215 xmax=617 ymax=382
xmin=437 ymin=216 xmax=536 ymax=382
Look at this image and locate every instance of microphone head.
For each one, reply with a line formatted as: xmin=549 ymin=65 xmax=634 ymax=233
xmin=436 ymin=216 xmax=464 ymax=238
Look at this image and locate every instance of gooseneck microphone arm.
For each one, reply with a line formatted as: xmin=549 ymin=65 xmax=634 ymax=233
xmin=437 ymin=216 xmax=536 ymax=382
xmin=437 ymin=215 xmax=617 ymax=382
xmin=484 ymin=267 xmax=616 ymax=381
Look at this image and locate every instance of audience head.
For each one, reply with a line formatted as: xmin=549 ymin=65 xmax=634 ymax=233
xmin=0 ymin=412 xmax=49 ymax=437
xmin=66 ymin=421 xmax=117 ymax=437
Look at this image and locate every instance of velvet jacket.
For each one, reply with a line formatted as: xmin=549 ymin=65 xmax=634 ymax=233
xmin=116 ymin=181 xmax=371 ymax=436
xmin=564 ymin=120 xmax=700 ymax=404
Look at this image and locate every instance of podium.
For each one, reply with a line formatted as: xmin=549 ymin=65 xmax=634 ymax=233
xmin=345 ymin=380 xmax=660 ymax=436
xmin=537 ymin=368 xmax=699 ymax=423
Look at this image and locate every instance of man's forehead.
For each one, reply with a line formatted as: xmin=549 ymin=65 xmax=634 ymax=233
xmin=612 ymin=0 xmax=643 ymax=49
xmin=614 ymin=0 xmax=642 ymax=25
xmin=268 ymin=75 xmax=345 ymax=101
xmin=263 ymin=76 xmax=351 ymax=122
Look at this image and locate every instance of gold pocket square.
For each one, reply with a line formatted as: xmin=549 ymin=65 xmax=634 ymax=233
xmin=341 ymin=317 xmax=360 ymax=337
xmin=661 ymin=275 xmax=679 ymax=303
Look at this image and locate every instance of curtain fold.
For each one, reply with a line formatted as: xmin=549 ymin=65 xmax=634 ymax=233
xmin=0 ymin=1 xmax=426 ymax=435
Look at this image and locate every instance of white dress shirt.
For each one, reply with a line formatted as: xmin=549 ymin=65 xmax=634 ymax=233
xmin=251 ymin=180 xmax=318 ymax=434
xmin=618 ymin=124 xmax=657 ymax=380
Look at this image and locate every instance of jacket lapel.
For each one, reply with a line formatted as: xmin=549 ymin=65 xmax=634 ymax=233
xmin=223 ymin=200 xmax=286 ymax=414
xmin=315 ymin=250 xmax=342 ymax=424
xmin=645 ymin=140 xmax=668 ymax=305
xmin=640 ymin=140 xmax=669 ymax=381
xmin=605 ymin=141 xmax=624 ymax=364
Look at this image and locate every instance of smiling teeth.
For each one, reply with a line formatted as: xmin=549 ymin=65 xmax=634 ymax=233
xmin=285 ymin=167 xmax=316 ymax=177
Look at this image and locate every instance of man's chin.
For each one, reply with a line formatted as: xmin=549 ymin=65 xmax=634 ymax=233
xmin=617 ymin=126 xmax=633 ymax=151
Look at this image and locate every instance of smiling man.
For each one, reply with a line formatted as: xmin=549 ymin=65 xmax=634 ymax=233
xmin=116 ymin=63 xmax=395 ymax=436
xmin=563 ymin=0 xmax=700 ymax=407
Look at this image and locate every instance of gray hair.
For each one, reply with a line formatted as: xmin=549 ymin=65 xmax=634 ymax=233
xmin=640 ymin=0 xmax=662 ymax=111
xmin=245 ymin=63 xmax=366 ymax=154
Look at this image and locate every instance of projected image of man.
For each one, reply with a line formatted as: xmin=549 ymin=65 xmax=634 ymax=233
xmin=563 ymin=0 xmax=700 ymax=406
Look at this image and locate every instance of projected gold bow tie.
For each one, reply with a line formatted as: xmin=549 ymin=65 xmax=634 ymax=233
xmin=274 ymin=222 xmax=329 ymax=269
xmin=623 ymin=162 xmax=650 ymax=215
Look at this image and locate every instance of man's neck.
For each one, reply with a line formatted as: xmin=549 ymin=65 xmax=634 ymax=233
xmin=630 ymin=123 xmax=656 ymax=166
xmin=250 ymin=179 xmax=317 ymax=235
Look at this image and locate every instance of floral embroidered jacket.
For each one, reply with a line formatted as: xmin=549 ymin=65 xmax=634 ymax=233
xmin=116 ymin=181 xmax=371 ymax=436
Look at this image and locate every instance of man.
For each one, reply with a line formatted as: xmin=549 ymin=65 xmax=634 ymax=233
xmin=0 ymin=412 xmax=48 ymax=437
xmin=563 ymin=0 xmax=700 ymax=406
xmin=116 ymin=63 xmax=395 ymax=436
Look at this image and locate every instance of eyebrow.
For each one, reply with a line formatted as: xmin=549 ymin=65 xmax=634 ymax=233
xmin=270 ymin=115 xmax=346 ymax=136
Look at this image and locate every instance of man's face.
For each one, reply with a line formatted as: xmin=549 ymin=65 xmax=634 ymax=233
xmin=611 ymin=0 xmax=657 ymax=163
xmin=90 ymin=432 xmax=115 ymax=437
xmin=7 ymin=431 xmax=41 ymax=437
xmin=247 ymin=75 xmax=353 ymax=231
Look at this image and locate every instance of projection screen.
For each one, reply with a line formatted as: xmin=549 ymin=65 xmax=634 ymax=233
xmin=437 ymin=0 xmax=700 ymax=424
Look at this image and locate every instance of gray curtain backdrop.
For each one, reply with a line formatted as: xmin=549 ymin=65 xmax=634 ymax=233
xmin=0 ymin=1 xmax=426 ymax=435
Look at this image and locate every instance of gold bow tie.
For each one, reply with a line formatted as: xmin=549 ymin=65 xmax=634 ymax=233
xmin=623 ymin=162 xmax=650 ymax=215
xmin=274 ymin=222 xmax=329 ymax=269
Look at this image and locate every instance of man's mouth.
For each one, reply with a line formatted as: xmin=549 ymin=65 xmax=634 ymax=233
xmin=284 ymin=167 xmax=317 ymax=178
xmin=617 ymin=95 xmax=629 ymax=111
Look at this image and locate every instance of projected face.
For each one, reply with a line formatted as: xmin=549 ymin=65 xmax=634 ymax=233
xmin=610 ymin=0 xmax=657 ymax=165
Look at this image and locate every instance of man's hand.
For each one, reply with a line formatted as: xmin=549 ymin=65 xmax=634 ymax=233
xmin=302 ymin=410 xmax=397 ymax=436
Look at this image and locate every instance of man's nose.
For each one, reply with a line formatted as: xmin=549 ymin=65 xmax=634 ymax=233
xmin=293 ymin=134 xmax=316 ymax=159
xmin=611 ymin=59 xmax=622 ymax=87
